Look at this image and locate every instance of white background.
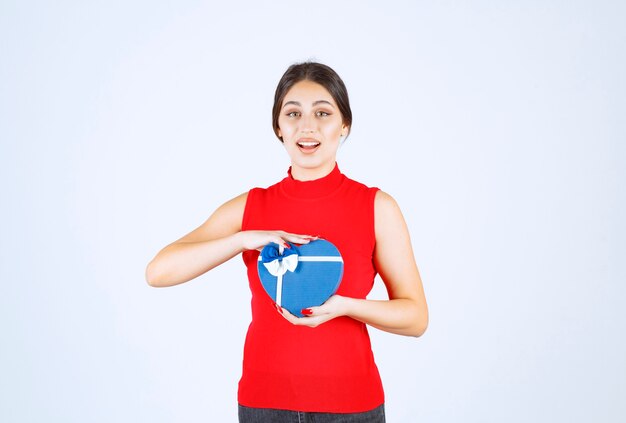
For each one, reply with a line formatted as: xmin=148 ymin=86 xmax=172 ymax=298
xmin=1 ymin=1 xmax=624 ymax=422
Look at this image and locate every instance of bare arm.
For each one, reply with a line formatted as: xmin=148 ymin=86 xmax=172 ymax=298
xmin=279 ymin=191 xmax=429 ymax=337
xmin=145 ymin=192 xmax=315 ymax=287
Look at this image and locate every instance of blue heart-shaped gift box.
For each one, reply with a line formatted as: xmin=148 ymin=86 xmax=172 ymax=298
xmin=257 ymin=239 xmax=344 ymax=317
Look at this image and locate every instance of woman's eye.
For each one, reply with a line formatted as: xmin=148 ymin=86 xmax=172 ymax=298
xmin=286 ymin=111 xmax=300 ymax=118
xmin=316 ymin=111 xmax=330 ymax=117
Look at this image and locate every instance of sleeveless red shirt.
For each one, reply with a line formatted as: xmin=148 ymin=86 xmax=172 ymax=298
xmin=238 ymin=163 xmax=384 ymax=412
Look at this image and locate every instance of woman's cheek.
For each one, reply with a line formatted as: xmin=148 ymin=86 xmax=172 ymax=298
xmin=278 ymin=122 xmax=295 ymax=139
xmin=281 ymin=128 xmax=294 ymax=141
xmin=322 ymin=121 xmax=342 ymax=137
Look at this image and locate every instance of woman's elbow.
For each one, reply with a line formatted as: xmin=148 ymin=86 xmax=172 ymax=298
xmin=145 ymin=260 xmax=167 ymax=288
xmin=409 ymin=306 xmax=429 ymax=338
xmin=411 ymin=318 xmax=428 ymax=338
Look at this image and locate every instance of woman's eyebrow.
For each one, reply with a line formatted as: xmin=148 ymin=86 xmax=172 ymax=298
xmin=313 ymin=100 xmax=334 ymax=108
xmin=282 ymin=101 xmax=301 ymax=108
xmin=282 ymin=100 xmax=335 ymax=109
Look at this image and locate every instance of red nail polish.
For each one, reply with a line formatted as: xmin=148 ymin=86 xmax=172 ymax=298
xmin=283 ymin=242 xmax=290 ymax=249
xmin=301 ymin=308 xmax=313 ymax=315
xmin=275 ymin=304 xmax=283 ymax=314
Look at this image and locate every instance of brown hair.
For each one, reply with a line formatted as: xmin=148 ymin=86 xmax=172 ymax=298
xmin=272 ymin=62 xmax=352 ymax=142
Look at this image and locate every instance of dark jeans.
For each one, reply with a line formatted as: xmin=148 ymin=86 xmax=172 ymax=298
xmin=238 ymin=404 xmax=385 ymax=423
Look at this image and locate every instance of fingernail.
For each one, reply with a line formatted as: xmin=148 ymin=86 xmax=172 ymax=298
xmin=283 ymin=242 xmax=290 ymax=249
xmin=275 ymin=304 xmax=283 ymax=314
xmin=301 ymin=308 xmax=313 ymax=315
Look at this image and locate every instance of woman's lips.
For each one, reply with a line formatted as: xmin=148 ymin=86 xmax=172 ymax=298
xmin=296 ymin=138 xmax=321 ymax=153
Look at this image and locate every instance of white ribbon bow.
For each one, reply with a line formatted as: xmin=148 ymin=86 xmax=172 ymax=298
xmin=263 ymin=249 xmax=299 ymax=307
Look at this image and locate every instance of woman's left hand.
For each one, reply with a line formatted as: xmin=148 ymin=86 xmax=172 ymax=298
xmin=277 ymin=295 xmax=349 ymax=327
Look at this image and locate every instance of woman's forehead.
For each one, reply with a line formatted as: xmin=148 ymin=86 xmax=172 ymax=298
xmin=283 ymin=80 xmax=335 ymax=105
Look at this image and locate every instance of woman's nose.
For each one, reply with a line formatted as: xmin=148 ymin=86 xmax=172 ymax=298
xmin=299 ymin=115 xmax=316 ymax=134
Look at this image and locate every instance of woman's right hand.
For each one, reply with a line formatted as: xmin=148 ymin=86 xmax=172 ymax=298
xmin=146 ymin=192 xmax=321 ymax=287
xmin=238 ymin=230 xmax=318 ymax=251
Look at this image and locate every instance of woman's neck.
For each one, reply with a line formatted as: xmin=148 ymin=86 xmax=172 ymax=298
xmin=290 ymin=161 xmax=337 ymax=181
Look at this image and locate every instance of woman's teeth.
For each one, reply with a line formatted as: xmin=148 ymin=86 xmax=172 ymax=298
xmin=297 ymin=141 xmax=320 ymax=148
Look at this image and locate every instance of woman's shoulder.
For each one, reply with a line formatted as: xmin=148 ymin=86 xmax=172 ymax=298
xmin=373 ymin=189 xmax=395 ymax=204
xmin=340 ymin=172 xmax=393 ymax=201
xmin=247 ymin=176 xmax=286 ymax=194
xmin=373 ymin=190 xmax=407 ymax=237
xmin=373 ymin=189 xmax=400 ymax=213
xmin=342 ymin=172 xmax=379 ymax=192
xmin=211 ymin=191 xmax=249 ymax=221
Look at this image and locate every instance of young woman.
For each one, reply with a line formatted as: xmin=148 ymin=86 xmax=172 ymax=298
xmin=146 ymin=62 xmax=428 ymax=423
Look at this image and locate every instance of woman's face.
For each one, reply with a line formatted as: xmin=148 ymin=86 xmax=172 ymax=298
xmin=277 ymin=80 xmax=347 ymax=179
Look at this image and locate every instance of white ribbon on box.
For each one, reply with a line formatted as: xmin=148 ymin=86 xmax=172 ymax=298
xmin=259 ymin=246 xmax=343 ymax=307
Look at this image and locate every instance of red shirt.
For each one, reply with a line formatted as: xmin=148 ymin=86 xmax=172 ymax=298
xmin=238 ymin=163 xmax=384 ymax=412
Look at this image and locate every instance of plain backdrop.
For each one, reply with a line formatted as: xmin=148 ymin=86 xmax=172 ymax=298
xmin=1 ymin=1 xmax=624 ymax=422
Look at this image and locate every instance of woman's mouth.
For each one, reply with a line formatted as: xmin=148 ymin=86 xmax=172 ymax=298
xmin=296 ymin=139 xmax=321 ymax=153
